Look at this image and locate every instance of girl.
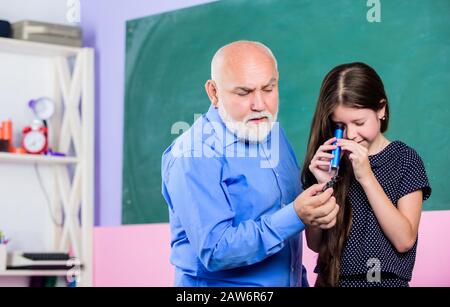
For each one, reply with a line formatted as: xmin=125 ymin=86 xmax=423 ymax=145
xmin=302 ymin=62 xmax=431 ymax=287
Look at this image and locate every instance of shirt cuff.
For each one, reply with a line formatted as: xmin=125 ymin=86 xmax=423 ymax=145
xmin=270 ymin=202 xmax=305 ymax=240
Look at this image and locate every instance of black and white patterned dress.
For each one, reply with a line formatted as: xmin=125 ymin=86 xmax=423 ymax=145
xmin=337 ymin=141 xmax=431 ymax=287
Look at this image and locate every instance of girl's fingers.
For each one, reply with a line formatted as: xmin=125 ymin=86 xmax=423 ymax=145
xmin=342 ymin=142 xmax=367 ymax=157
xmin=315 ymin=160 xmax=331 ymax=166
xmin=316 ymin=152 xmax=334 ymax=160
xmin=336 ymin=139 xmax=359 ymax=148
xmin=340 ymin=143 xmax=363 ymax=156
xmin=324 ymin=137 xmax=337 ymax=145
xmin=311 ymin=160 xmax=332 ymax=169
xmin=339 ymin=144 xmax=354 ymax=153
xmin=318 ymin=144 xmax=337 ymax=152
xmin=336 ymin=138 xmax=352 ymax=145
xmin=337 ymin=139 xmax=365 ymax=151
xmin=317 ymin=165 xmax=330 ymax=172
xmin=341 ymin=145 xmax=362 ymax=162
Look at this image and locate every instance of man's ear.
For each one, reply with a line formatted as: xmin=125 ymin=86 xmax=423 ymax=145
xmin=205 ymin=80 xmax=219 ymax=108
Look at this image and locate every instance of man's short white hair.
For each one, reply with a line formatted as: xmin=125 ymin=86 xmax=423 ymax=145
xmin=210 ymin=40 xmax=278 ymax=80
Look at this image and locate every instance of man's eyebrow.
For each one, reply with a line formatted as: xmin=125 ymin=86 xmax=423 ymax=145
xmin=233 ymin=86 xmax=254 ymax=92
xmin=262 ymin=78 xmax=277 ymax=88
xmin=233 ymin=78 xmax=277 ymax=92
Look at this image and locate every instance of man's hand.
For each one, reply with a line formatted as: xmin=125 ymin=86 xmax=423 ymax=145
xmin=294 ymin=183 xmax=339 ymax=229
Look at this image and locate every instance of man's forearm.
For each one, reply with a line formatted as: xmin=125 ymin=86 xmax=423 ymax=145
xmin=200 ymin=203 xmax=304 ymax=272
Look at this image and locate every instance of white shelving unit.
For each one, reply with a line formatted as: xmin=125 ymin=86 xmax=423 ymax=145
xmin=0 ymin=270 xmax=70 ymax=277
xmin=0 ymin=152 xmax=79 ymax=164
xmin=0 ymin=37 xmax=94 ymax=286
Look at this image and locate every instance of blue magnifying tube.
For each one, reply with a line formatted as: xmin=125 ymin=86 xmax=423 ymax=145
xmin=330 ymin=123 xmax=345 ymax=171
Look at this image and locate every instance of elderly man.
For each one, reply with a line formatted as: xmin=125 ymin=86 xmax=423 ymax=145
xmin=161 ymin=41 xmax=338 ymax=287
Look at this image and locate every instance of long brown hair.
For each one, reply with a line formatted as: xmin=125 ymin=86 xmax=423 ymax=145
xmin=301 ymin=62 xmax=389 ymax=286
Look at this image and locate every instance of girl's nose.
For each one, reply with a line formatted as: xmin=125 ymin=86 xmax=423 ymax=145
xmin=345 ymin=127 xmax=357 ymax=141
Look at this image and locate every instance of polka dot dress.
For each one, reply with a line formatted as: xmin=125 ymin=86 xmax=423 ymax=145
xmin=339 ymin=277 xmax=409 ymax=287
xmin=338 ymin=141 xmax=431 ymax=287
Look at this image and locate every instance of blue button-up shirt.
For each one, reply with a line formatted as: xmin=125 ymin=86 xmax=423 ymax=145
xmin=161 ymin=105 xmax=307 ymax=287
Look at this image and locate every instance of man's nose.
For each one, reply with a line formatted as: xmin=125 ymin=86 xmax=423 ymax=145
xmin=251 ymin=91 xmax=266 ymax=112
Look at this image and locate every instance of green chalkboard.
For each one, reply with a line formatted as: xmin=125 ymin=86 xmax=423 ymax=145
xmin=123 ymin=0 xmax=450 ymax=224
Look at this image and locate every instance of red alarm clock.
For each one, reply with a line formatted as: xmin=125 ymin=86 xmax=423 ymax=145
xmin=22 ymin=120 xmax=48 ymax=154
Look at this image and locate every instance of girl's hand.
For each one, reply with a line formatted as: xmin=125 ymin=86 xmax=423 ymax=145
xmin=336 ymin=139 xmax=373 ymax=183
xmin=309 ymin=137 xmax=337 ymax=184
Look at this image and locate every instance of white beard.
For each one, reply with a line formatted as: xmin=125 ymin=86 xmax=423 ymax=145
xmin=217 ymin=103 xmax=278 ymax=144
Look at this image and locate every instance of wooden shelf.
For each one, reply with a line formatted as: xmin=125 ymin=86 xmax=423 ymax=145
xmin=0 ymin=37 xmax=82 ymax=58
xmin=0 ymin=152 xmax=78 ymax=165
xmin=0 ymin=269 xmax=71 ymax=277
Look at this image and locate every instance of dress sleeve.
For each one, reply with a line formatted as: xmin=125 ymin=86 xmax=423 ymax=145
xmin=398 ymin=147 xmax=432 ymax=201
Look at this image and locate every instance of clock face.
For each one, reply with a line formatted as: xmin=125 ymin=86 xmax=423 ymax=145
xmin=23 ymin=130 xmax=46 ymax=153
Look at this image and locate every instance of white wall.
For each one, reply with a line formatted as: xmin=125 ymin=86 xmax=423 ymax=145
xmin=0 ymin=0 xmax=76 ymax=25
xmin=0 ymin=49 xmax=62 ymax=287
xmin=0 ymin=51 xmax=57 ymax=253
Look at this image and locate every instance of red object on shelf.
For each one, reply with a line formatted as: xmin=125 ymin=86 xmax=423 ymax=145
xmin=2 ymin=119 xmax=12 ymax=139
xmin=0 ymin=123 xmax=8 ymax=152
xmin=21 ymin=122 xmax=48 ymax=154
xmin=1 ymin=119 xmax=13 ymax=152
xmin=12 ymin=147 xmax=26 ymax=154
